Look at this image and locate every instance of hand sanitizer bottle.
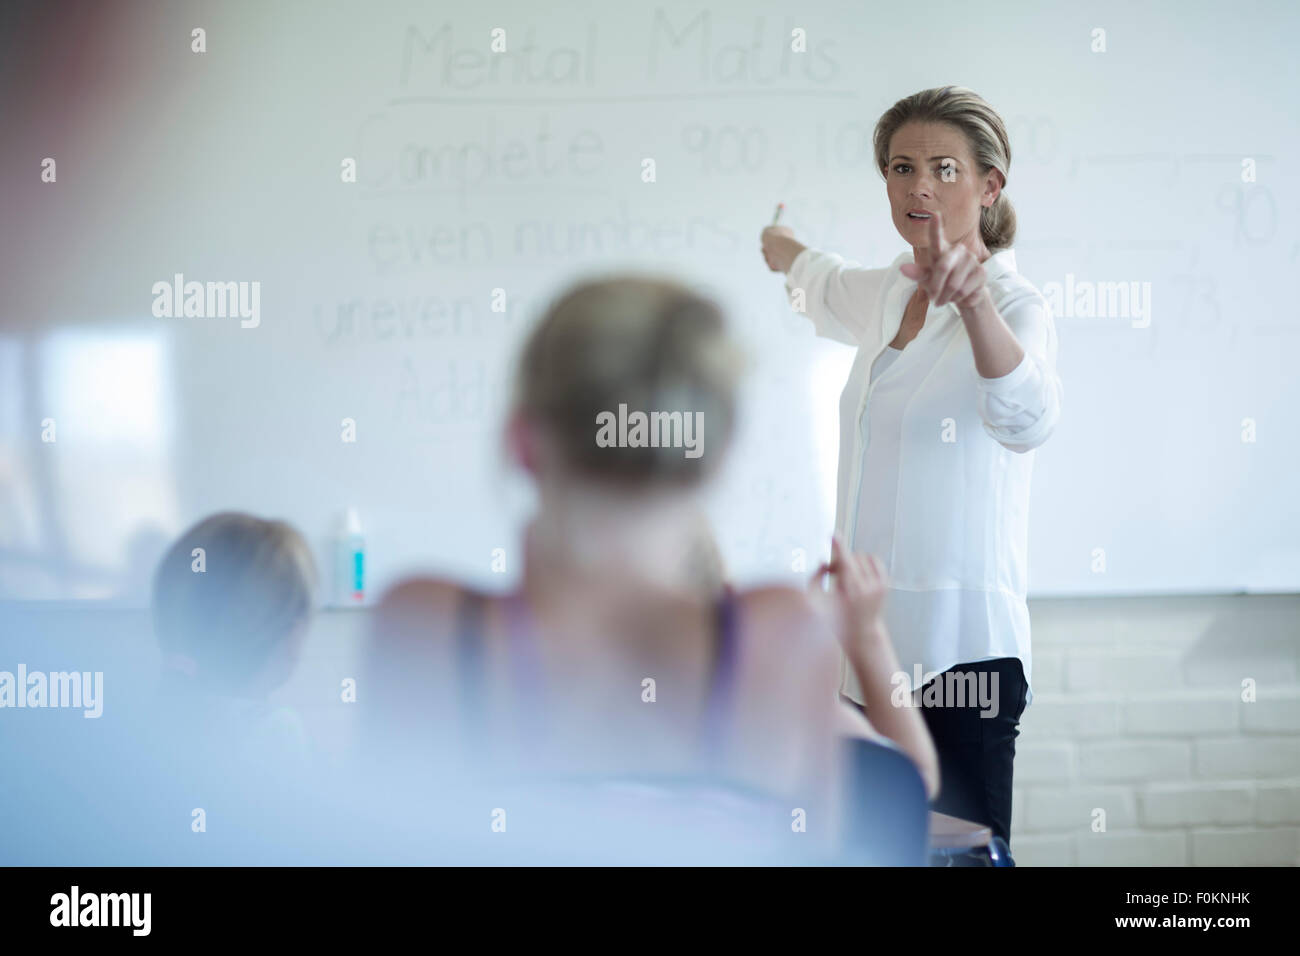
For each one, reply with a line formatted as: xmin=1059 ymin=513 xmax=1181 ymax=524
xmin=336 ymin=508 xmax=365 ymax=606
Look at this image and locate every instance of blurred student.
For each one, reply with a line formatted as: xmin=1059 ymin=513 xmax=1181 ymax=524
xmin=150 ymin=512 xmax=318 ymax=776
xmin=0 ymin=512 xmax=320 ymax=863
xmin=360 ymin=276 xmax=937 ymax=863
xmin=42 ymin=512 xmax=328 ymax=864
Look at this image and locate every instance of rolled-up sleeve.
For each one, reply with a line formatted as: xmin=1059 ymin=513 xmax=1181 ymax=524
xmin=976 ymin=292 xmax=1063 ymax=453
xmin=784 ymin=248 xmax=891 ymax=347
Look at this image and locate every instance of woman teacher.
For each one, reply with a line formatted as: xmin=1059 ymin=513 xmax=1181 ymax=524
xmin=761 ymin=86 xmax=1063 ymax=850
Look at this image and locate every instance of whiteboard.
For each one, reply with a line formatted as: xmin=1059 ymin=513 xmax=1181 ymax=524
xmin=2 ymin=0 xmax=1297 ymax=601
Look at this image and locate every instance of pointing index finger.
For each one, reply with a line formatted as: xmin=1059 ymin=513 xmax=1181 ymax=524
xmin=929 ymin=209 xmax=947 ymax=256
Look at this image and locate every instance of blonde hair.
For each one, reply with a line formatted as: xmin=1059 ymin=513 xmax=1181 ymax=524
xmin=152 ymin=512 xmax=317 ymax=692
xmin=511 ymin=276 xmax=746 ymax=488
xmin=873 ymin=85 xmax=1016 ymax=251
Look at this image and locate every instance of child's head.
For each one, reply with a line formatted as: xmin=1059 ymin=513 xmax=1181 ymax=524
xmin=152 ymin=512 xmax=317 ymax=696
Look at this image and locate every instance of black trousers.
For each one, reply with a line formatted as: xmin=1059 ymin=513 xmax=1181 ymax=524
xmin=845 ymin=657 xmax=1028 ymax=847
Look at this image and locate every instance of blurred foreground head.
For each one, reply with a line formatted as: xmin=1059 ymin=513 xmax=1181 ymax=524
xmin=151 ymin=512 xmax=317 ymax=697
xmin=507 ymin=275 xmax=746 ymax=492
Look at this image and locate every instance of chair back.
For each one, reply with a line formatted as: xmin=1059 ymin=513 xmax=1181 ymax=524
xmin=838 ymin=737 xmax=931 ymax=866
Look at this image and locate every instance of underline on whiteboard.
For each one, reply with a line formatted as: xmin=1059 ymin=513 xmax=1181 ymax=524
xmin=1101 ymin=239 xmax=1190 ymax=250
xmin=387 ymin=90 xmax=858 ymax=106
xmin=1017 ymin=238 xmax=1191 ymax=251
xmin=357 ymin=186 xmax=612 ymax=197
xmin=1083 ymin=153 xmax=1274 ymax=165
xmin=1181 ymin=153 xmax=1274 ymax=163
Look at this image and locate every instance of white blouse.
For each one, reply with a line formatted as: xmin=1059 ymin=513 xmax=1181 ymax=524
xmin=869 ymin=346 xmax=903 ymax=383
xmin=786 ymin=247 xmax=1063 ymax=706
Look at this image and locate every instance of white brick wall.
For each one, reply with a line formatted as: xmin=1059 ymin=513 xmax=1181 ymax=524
xmin=1076 ymin=831 xmax=1188 ymax=867
xmin=1012 ymin=595 xmax=1300 ymax=866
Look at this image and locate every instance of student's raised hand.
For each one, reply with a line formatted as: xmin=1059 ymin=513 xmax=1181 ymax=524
xmin=898 ymin=210 xmax=988 ymax=313
xmin=760 ymin=225 xmax=805 ymax=273
xmin=809 ymin=535 xmax=890 ymax=655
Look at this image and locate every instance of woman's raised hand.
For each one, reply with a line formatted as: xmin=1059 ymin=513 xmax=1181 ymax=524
xmin=760 ymin=225 xmax=806 ymax=274
xmin=899 ymin=210 xmax=988 ymax=312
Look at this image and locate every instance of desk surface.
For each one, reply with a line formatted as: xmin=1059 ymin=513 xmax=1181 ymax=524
xmin=930 ymin=812 xmax=992 ymax=849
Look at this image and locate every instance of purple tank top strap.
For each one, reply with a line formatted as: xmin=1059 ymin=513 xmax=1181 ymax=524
xmin=502 ymin=589 xmax=548 ymax=742
xmin=701 ymin=584 xmax=740 ymax=758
